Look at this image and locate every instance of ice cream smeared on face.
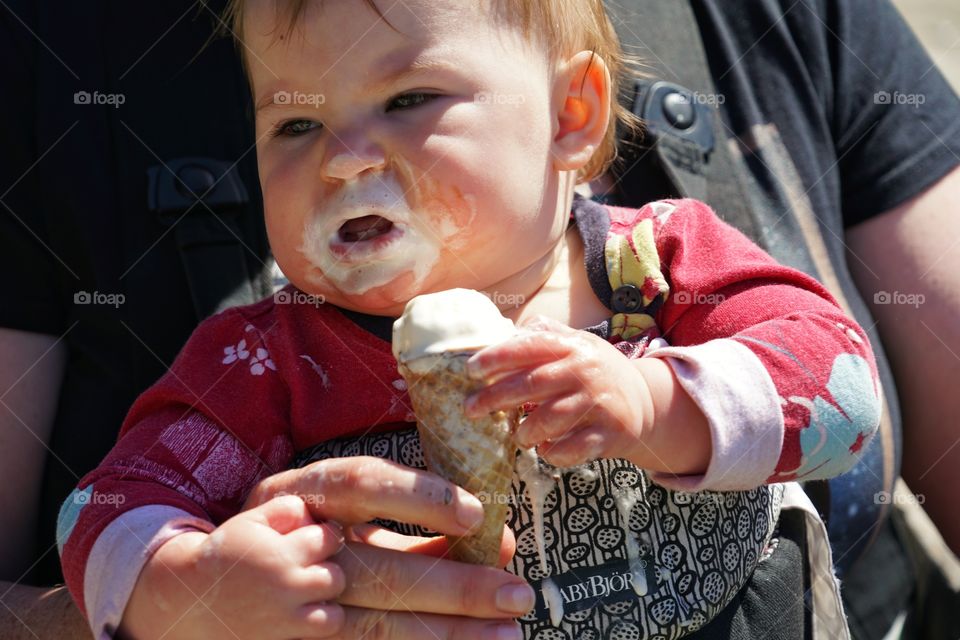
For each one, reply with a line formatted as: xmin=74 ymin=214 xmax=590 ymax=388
xmin=298 ymin=169 xmax=474 ymax=297
xmin=392 ymin=288 xmax=517 ymax=367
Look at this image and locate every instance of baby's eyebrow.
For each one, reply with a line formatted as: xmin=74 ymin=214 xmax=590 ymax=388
xmin=368 ymin=55 xmax=460 ymax=93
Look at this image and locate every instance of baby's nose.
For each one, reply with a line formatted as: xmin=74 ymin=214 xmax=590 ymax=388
xmin=323 ymin=141 xmax=387 ymax=181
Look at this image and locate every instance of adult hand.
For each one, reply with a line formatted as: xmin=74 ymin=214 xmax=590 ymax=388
xmin=242 ymin=456 xmax=532 ymax=639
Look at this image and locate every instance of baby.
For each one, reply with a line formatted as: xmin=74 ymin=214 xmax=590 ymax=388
xmin=57 ymin=0 xmax=882 ymax=638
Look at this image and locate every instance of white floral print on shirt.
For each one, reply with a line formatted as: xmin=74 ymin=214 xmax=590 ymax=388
xmin=222 ymin=339 xmax=276 ymax=375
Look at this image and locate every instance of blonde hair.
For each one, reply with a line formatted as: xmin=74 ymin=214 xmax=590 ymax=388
xmin=217 ymin=0 xmax=640 ymax=182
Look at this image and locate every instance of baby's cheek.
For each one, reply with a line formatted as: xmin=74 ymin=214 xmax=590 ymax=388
xmin=415 ymin=176 xmax=478 ymax=242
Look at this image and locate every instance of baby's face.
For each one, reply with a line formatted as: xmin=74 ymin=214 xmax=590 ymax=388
xmin=246 ymin=0 xmax=572 ymax=315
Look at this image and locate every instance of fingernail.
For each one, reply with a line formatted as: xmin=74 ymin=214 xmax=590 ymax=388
xmin=456 ymin=490 xmax=486 ymax=530
xmin=496 ymin=583 xmax=535 ymax=614
xmin=486 ymin=622 xmax=523 ymax=640
xmin=465 ymin=356 xmax=485 ymax=380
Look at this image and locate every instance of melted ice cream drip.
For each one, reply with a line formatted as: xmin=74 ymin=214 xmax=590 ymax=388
xmin=516 ymin=447 xmax=554 ymax=576
xmin=614 ymin=488 xmax=649 ymax=597
xmin=540 ymin=577 xmax=565 ymax=627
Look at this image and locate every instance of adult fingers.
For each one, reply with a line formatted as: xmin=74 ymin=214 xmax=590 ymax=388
xmin=334 ymin=542 xmax=534 ymax=619
xmin=246 ymin=457 xmax=486 ymax=536
xmin=349 ymin=524 xmax=517 ymax=569
xmin=338 ymin=607 xmax=524 ymax=640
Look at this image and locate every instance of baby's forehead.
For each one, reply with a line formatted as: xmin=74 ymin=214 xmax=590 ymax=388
xmin=246 ymin=0 xmax=542 ymax=58
xmin=244 ymin=0 xmax=548 ymax=88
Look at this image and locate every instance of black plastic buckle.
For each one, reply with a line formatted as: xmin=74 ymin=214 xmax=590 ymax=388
xmin=631 ymin=80 xmax=716 ymax=161
xmin=147 ymin=157 xmax=249 ymax=224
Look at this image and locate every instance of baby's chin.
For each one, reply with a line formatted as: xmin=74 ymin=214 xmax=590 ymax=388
xmin=294 ymin=270 xmax=424 ymax=318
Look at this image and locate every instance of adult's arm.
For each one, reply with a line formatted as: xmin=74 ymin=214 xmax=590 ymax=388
xmin=0 ymin=328 xmax=83 ymax=637
xmin=0 ymin=584 xmax=91 ymax=640
xmin=846 ymin=165 xmax=960 ymax=555
xmin=0 ymin=329 xmax=67 ymax=576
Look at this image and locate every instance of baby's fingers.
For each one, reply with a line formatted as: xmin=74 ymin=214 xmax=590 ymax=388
xmin=513 ymin=394 xmax=592 ymax=449
xmin=536 ymin=423 xmax=612 ymax=467
xmin=285 ymin=522 xmax=346 ymax=567
xmin=466 ymin=331 xmax=574 ymax=381
xmin=288 ymin=602 xmax=345 ymax=638
xmin=465 ymin=362 xmax=574 ymax=417
xmin=290 ymin=562 xmax=346 ymax=602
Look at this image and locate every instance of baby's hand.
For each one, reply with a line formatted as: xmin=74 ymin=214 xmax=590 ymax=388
xmin=119 ymin=495 xmax=344 ymax=640
xmin=465 ymin=315 xmax=711 ymax=474
xmin=464 ymin=315 xmax=656 ymax=467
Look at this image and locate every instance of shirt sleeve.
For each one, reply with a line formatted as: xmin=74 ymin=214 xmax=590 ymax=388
xmin=829 ymin=0 xmax=960 ymax=224
xmin=56 ymin=305 xmax=295 ymax=635
xmin=641 ymin=199 xmax=882 ymax=491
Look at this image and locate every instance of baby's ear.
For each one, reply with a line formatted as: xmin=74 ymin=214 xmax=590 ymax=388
xmin=550 ymin=51 xmax=611 ymax=172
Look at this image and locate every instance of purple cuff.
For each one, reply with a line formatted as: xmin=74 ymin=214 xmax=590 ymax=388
xmin=83 ymin=506 xmax=214 ymax=639
xmin=644 ymin=338 xmax=784 ymax=491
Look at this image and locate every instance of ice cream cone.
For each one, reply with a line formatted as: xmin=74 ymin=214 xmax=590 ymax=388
xmin=399 ymin=352 xmax=519 ymax=566
xmin=393 ymin=289 xmax=521 ymax=565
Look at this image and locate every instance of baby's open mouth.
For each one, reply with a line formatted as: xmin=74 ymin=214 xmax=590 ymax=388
xmin=338 ymin=215 xmax=395 ymax=242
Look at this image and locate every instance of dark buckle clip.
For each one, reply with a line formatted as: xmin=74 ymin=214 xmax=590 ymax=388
xmin=632 ymin=80 xmax=716 ymax=161
xmin=147 ymin=157 xmax=249 ymax=225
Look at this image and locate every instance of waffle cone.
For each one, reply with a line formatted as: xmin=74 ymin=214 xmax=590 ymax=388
xmin=399 ymin=353 xmax=519 ymax=566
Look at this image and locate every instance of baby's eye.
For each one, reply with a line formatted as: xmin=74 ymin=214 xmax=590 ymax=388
xmin=386 ymin=92 xmax=439 ymax=112
xmin=272 ymin=119 xmax=320 ymax=137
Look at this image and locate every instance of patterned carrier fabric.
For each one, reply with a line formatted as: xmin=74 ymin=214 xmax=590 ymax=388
xmin=295 ymin=432 xmax=783 ymax=639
